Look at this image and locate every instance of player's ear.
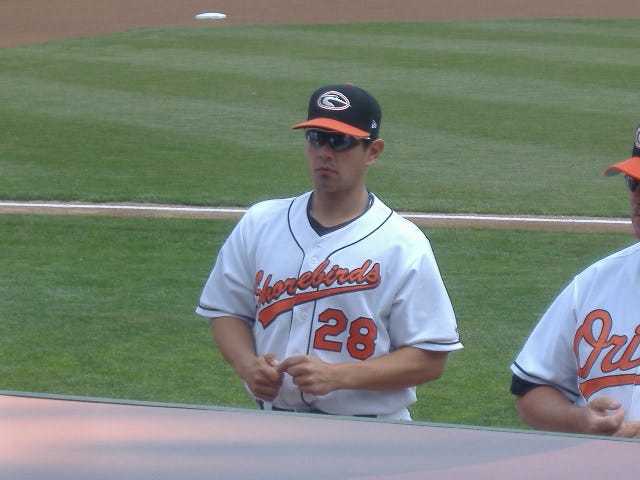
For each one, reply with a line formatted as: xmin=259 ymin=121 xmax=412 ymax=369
xmin=367 ymin=139 xmax=384 ymax=164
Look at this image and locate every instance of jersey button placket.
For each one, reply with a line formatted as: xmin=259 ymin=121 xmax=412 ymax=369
xmin=283 ymin=305 xmax=309 ymax=407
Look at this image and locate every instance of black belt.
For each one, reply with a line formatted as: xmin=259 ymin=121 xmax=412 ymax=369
xmin=260 ymin=402 xmax=376 ymax=418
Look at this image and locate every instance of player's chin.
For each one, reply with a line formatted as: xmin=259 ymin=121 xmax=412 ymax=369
xmin=312 ymin=173 xmax=339 ymax=189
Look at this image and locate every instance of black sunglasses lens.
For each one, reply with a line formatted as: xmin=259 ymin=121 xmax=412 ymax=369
xmin=305 ymin=130 xmax=322 ymax=148
xmin=627 ymin=176 xmax=640 ymax=192
xmin=305 ymin=130 xmax=356 ymax=152
xmin=328 ymin=134 xmax=354 ymax=152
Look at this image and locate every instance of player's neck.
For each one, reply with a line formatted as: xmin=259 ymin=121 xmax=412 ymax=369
xmin=309 ymin=188 xmax=371 ymax=228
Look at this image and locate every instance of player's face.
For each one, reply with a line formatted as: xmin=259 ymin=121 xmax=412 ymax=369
xmin=304 ymin=130 xmax=383 ymax=195
xmin=627 ymin=176 xmax=640 ymax=239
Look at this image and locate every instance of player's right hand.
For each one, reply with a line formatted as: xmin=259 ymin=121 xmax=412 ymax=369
xmin=584 ymin=396 xmax=627 ymax=436
xmin=243 ymin=353 xmax=284 ymax=402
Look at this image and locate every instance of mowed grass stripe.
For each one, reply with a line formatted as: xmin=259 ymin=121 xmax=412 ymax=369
xmin=1 ymin=19 xmax=638 ymax=213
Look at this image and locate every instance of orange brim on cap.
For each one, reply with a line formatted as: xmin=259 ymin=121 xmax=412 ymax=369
xmin=291 ymin=118 xmax=371 ymax=138
xmin=604 ymin=156 xmax=640 ymax=178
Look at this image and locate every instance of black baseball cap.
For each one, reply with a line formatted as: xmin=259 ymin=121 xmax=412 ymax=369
xmin=291 ymin=83 xmax=381 ymax=139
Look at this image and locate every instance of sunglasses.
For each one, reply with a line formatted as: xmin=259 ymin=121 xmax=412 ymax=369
xmin=305 ymin=129 xmax=370 ymax=152
xmin=626 ymin=175 xmax=640 ymax=192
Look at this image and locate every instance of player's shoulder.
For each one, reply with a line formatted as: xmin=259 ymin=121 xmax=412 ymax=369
xmin=370 ymin=196 xmax=429 ymax=242
xmin=580 ymin=241 xmax=640 ymax=277
xmin=594 ymin=241 xmax=640 ymax=264
xmin=242 ymin=194 xmax=303 ymax=221
xmin=370 ymin=197 xmax=419 ymax=229
xmin=246 ymin=197 xmax=294 ymax=215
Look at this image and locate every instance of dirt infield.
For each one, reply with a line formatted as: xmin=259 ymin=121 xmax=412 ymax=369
xmin=2 ymin=0 xmax=638 ymax=232
xmin=3 ymin=0 xmax=640 ymax=49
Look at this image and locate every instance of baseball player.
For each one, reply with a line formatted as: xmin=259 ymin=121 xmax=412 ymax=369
xmin=196 ymin=83 xmax=462 ymax=420
xmin=510 ymin=124 xmax=640 ymax=438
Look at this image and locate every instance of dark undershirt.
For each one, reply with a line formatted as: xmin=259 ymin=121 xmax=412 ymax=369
xmin=510 ymin=374 xmax=544 ymax=396
xmin=307 ymin=191 xmax=374 ymax=236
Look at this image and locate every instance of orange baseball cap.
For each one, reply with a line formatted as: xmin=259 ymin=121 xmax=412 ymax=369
xmin=604 ymin=124 xmax=640 ymax=179
xmin=291 ymin=84 xmax=381 ymax=139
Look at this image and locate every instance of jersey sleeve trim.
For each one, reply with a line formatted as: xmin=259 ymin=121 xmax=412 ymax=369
xmin=414 ymin=340 xmax=463 ymax=352
xmin=511 ymin=361 xmax=579 ymax=399
xmin=195 ymin=305 xmax=254 ymax=325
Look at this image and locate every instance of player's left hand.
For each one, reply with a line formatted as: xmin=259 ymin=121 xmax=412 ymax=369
xmin=277 ymin=355 xmax=339 ymax=396
xmin=613 ymin=420 xmax=640 ymax=438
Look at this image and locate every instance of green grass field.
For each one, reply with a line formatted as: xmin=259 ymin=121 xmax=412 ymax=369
xmin=1 ymin=214 xmax=633 ymax=427
xmin=2 ymin=18 xmax=640 ymax=428
xmin=2 ymin=19 xmax=639 ymax=214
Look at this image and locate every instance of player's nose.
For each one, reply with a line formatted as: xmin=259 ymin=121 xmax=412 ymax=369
xmin=318 ymin=143 xmax=335 ymax=159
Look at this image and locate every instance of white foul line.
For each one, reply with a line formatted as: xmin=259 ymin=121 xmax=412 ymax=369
xmin=400 ymin=212 xmax=630 ymax=226
xmin=0 ymin=201 xmax=246 ymax=215
xmin=0 ymin=201 xmax=631 ymax=231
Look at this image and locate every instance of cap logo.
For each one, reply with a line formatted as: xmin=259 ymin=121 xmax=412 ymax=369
xmin=317 ymin=91 xmax=350 ymax=111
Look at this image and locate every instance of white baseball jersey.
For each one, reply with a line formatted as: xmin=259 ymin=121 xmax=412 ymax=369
xmin=197 ymin=191 xmax=462 ymax=418
xmin=511 ymin=241 xmax=640 ymax=419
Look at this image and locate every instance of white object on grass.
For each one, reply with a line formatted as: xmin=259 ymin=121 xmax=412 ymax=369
xmin=195 ymin=12 xmax=227 ymax=20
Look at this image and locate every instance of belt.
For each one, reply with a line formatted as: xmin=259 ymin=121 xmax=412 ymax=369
xmin=260 ymin=402 xmax=376 ymax=418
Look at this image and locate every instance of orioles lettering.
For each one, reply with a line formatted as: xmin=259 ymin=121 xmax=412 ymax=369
xmin=574 ymin=309 xmax=640 ymax=398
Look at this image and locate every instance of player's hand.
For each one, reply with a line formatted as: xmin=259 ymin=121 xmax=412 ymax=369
xmin=613 ymin=420 xmax=640 ymax=438
xmin=242 ymin=353 xmax=283 ymax=402
xmin=277 ymin=355 xmax=339 ymax=396
xmin=583 ymin=396 xmax=627 ymax=436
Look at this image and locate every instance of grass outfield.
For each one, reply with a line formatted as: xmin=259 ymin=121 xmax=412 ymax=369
xmin=1 ymin=19 xmax=639 ymax=215
xmin=2 ymin=19 xmax=640 ymax=428
xmin=1 ymin=214 xmax=633 ymax=427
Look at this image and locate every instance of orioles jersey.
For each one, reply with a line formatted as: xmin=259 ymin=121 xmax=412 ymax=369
xmin=197 ymin=191 xmax=462 ymax=418
xmin=511 ymin=241 xmax=640 ymax=419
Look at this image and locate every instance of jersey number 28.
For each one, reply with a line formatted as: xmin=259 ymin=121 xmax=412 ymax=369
xmin=314 ymin=308 xmax=377 ymax=360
